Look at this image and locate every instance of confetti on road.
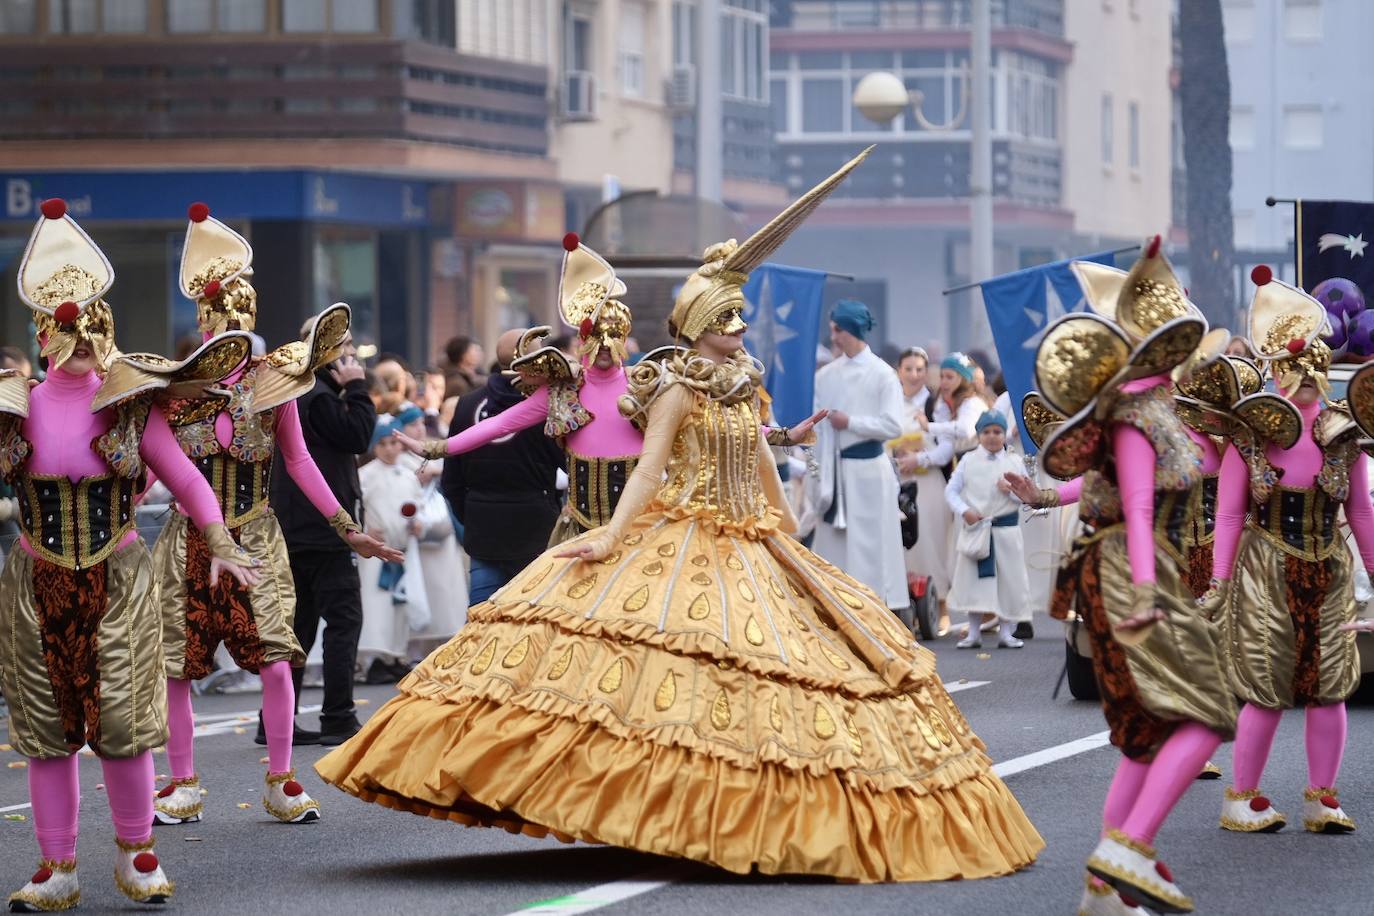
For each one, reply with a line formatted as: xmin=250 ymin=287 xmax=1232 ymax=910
xmin=0 ymin=744 xmax=11 ymax=752
xmin=958 ymin=678 xmax=969 ymax=684
xmin=7 ymin=761 xmax=27 ymax=769
xmin=976 ymin=653 xmax=991 ymax=660
xmin=94 ymin=784 xmax=105 ymax=791
xmin=199 ymin=789 xmax=208 ymax=796
xmin=357 ymin=698 xmax=371 ymax=705
xmin=4 ymin=814 xmax=27 ymax=822
xmin=259 ymin=757 xmax=270 ymax=764
xmin=233 ymin=728 xmax=247 ymax=735
xmin=237 ymin=803 xmax=253 ymax=809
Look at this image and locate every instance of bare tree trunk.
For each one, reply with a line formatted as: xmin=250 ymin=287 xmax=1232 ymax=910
xmin=1179 ymin=0 xmax=1236 ymax=328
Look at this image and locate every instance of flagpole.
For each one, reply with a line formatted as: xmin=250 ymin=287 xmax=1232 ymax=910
xmin=940 ymin=244 xmax=1139 ymax=295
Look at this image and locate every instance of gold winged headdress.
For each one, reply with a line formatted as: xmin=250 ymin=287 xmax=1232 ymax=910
xmin=17 ymin=198 xmax=117 ymax=371
xmin=558 ymin=233 xmax=632 ymax=364
xmin=180 ymin=201 xmax=257 ymax=336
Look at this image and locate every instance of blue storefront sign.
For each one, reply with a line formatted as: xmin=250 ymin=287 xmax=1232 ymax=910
xmin=2 ymin=169 xmax=433 ymax=228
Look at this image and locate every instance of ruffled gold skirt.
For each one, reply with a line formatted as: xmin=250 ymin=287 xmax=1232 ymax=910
xmin=316 ymin=504 xmax=1043 ymax=882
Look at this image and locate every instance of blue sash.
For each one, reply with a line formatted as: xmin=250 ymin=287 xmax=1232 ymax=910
xmin=976 ymin=512 xmax=1019 ymax=578
xmin=822 ymin=440 xmax=886 ymax=523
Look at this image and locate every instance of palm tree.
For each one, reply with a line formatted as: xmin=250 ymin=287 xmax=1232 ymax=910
xmin=1178 ymin=0 xmax=1236 ymax=327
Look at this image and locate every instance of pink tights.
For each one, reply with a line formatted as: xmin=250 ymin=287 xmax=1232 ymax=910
xmin=1099 ymin=722 xmax=1222 ymax=847
xmin=166 ymin=660 xmax=296 ymax=781
xmin=1231 ymin=701 xmax=1346 ymax=792
xmin=28 ymin=751 xmax=154 ymax=862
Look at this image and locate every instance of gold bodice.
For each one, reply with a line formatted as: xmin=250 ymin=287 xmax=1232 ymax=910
xmin=658 ymin=397 xmax=768 ymax=525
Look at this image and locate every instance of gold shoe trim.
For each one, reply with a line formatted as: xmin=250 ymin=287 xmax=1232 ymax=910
xmin=153 ymin=798 xmax=204 ymax=819
xmin=262 ymin=795 xmax=321 ymax=823
xmin=1104 ymin=828 xmax=1156 ymax=859
xmin=1303 ymin=786 xmax=1338 ymax=801
xmin=165 ymin=775 xmax=199 ymax=789
xmin=114 ymin=836 xmax=155 ymax=853
xmin=1224 ymin=787 xmax=1263 ymax=801
xmin=113 ymin=871 xmax=174 ymax=904
xmin=1086 ymin=855 xmax=1194 ymax=913
xmin=1303 ymin=812 xmax=1356 ymax=833
xmin=6 ymin=888 xmax=81 ymax=912
xmin=36 ymin=861 xmax=75 ymax=874
xmin=1220 ymin=812 xmax=1286 ymax=832
xmin=264 ymin=769 xmax=297 ymax=788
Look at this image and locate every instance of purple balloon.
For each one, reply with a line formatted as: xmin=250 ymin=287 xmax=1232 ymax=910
xmin=1313 ymin=277 xmax=1365 ymax=323
xmin=1326 ymin=312 xmax=1351 ymax=360
xmin=1346 ymin=310 xmax=1374 ymax=357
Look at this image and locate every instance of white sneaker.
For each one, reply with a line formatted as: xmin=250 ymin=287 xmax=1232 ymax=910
xmin=956 ymin=634 xmax=982 ymax=649
xmin=7 ymin=861 xmax=78 ymax=912
xmin=1086 ymin=830 xmax=1193 ymax=914
xmin=1303 ymin=787 xmax=1355 ymax=833
xmin=152 ymin=776 xmax=203 ymax=825
xmin=263 ymin=770 xmax=321 ymax=823
xmin=113 ymin=839 xmax=173 ymax=905
xmin=998 ymin=635 xmax=1025 ymax=649
xmin=1078 ymin=872 xmax=1157 ymax=915
xmin=1219 ymin=787 xmax=1286 ymax=832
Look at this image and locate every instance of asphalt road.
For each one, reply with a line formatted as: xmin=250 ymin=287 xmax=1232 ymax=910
xmin=3 ymin=616 xmax=1373 ymax=916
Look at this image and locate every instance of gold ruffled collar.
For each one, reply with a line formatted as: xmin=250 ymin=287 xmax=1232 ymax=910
xmin=620 ymin=348 xmax=763 ymax=429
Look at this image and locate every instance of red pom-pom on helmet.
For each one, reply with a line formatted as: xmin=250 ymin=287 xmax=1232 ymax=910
xmin=1249 ymin=795 xmax=1271 ymax=812
xmin=40 ymin=198 xmax=67 ymax=220
xmin=202 ymin=279 xmax=221 ymax=299
xmin=579 ymin=317 xmax=594 ymax=338
xmin=1321 ymin=794 xmax=1340 ymax=809
xmin=30 ymin=867 xmax=52 ymax=884
xmin=53 ymin=301 xmax=79 ymax=325
xmin=1146 ymin=234 xmax=1161 ymax=259
xmin=1154 ymin=861 xmax=1174 ymax=883
xmin=1286 ymin=337 xmax=1306 ymax=354
xmin=400 ymin=502 xmax=417 ymax=518
xmin=563 ymin=232 xmax=580 ymax=252
xmin=188 ymin=201 xmax=211 ymax=223
xmin=1252 ymin=264 xmax=1273 ymax=286
xmin=132 ymin=852 xmax=159 ymax=874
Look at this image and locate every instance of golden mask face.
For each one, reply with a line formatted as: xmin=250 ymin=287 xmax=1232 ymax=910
xmin=34 ymin=299 xmax=116 ymax=371
xmin=705 ymin=305 xmax=748 ymax=336
xmin=578 ymin=299 xmax=632 ymax=364
xmin=1272 ymin=338 xmax=1332 ymax=397
xmin=189 ymin=257 xmax=257 ymax=334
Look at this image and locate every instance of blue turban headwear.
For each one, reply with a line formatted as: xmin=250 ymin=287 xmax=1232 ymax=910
xmin=975 ymin=409 xmax=1008 ymax=434
xmin=831 ymin=299 xmax=875 ymax=340
xmin=940 ymin=352 xmax=975 ymax=382
xmin=393 ymin=405 xmax=424 ymax=428
xmin=370 ymin=416 xmax=402 ymax=448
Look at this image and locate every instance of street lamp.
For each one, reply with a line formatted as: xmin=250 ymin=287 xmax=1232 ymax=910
xmin=851 ymin=70 xmax=969 ymax=130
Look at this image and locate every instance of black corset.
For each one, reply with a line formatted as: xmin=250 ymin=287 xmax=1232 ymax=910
xmin=19 ymin=474 xmax=135 ymax=569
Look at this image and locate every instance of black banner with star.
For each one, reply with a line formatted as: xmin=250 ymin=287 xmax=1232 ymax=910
xmin=1296 ymin=199 xmax=1374 ymax=297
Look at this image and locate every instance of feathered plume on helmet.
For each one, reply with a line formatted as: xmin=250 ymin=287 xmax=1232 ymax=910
xmin=16 ymin=198 xmax=117 ymax=371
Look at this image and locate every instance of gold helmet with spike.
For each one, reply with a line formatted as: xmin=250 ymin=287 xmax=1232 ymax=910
xmin=1246 ymin=264 xmax=1332 ymax=397
xmin=558 ymin=232 xmax=632 ymax=364
xmin=180 ymin=201 xmax=257 ymax=336
xmin=17 ymin=198 xmax=117 ymax=370
xmin=669 ymin=146 xmax=872 ymax=343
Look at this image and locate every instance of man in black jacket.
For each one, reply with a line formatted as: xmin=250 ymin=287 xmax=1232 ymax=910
xmin=442 ymin=329 xmax=564 ymax=602
xmin=271 ymin=332 xmax=375 ymax=745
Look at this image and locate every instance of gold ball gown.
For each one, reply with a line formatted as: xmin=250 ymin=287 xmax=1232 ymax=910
xmin=315 ymin=351 xmax=1042 ymax=882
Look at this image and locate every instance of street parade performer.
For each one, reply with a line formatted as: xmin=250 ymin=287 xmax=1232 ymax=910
xmin=150 ymin=204 xmax=400 ymax=830
xmin=1026 ymin=240 xmax=1236 ymax=915
xmin=1208 ymin=267 xmax=1374 ymax=837
xmin=1 ymin=200 xmax=261 ymax=911
xmin=396 ymin=234 xmax=821 ymax=544
xmin=315 ymin=147 xmax=1044 ymax=882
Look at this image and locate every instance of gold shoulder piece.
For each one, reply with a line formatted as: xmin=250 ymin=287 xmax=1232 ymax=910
xmin=1232 ymin=391 xmax=1302 ymax=450
xmin=1315 ymin=403 xmax=1358 ymax=448
xmin=0 ymin=369 xmax=30 ymax=418
xmin=92 ymin=332 xmax=252 ymax=412
xmin=509 ymin=332 xmax=578 ymax=396
xmin=253 ymin=304 xmax=351 ymax=413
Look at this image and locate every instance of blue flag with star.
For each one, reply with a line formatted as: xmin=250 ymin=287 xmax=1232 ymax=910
xmin=980 ymin=250 xmax=1119 ymax=453
xmin=1296 ymin=199 xmax=1374 ymax=298
xmin=742 ymin=263 xmax=827 ymax=426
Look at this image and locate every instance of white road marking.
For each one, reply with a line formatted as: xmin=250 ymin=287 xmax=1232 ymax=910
xmin=943 ymin=679 xmax=990 ymax=694
xmin=1 ymin=802 xmax=31 ymax=813
xmin=506 ymin=726 xmax=1115 ymax=915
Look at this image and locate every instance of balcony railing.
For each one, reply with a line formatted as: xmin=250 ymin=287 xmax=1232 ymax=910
xmin=772 ymin=0 xmax=1064 ymax=37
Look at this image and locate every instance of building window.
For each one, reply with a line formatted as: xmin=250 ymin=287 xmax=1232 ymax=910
xmin=672 ymin=0 xmax=695 ymax=67
xmin=619 ymin=1 xmax=646 ymax=97
xmin=1128 ymin=101 xmax=1140 ymax=169
xmin=1283 ymin=0 xmax=1321 ymax=41
xmin=1101 ymin=93 xmax=1113 ymax=165
xmin=395 ymin=0 xmax=455 ymax=45
xmin=168 ymin=0 xmax=265 ymax=32
xmin=801 ymin=77 xmax=843 ymax=132
xmin=563 ymin=8 xmax=595 ymax=117
xmin=0 ymin=0 xmax=37 ymax=31
xmin=1229 ymin=105 xmax=1254 ymax=149
xmin=282 ymin=0 xmax=377 ymax=33
xmin=458 ymin=0 xmax=550 ymax=65
xmin=722 ymin=0 xmax=767 ymax=102
xmin=48 ymin=0 xmax=146 ymax=32
xmin=1222 ymin=0 xmax=1254 ymax=44
xmin=1282 ymin=104 xmax=1323 ymax=149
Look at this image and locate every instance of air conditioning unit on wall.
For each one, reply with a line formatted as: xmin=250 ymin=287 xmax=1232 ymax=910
xmin=562 ymin=70 xmax=597 ymax=119
xmin=667 ymin=63 xmax=696 ymax=109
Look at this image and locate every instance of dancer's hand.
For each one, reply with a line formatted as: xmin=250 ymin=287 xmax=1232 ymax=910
xmin=961 ymin=509 xmax=983 ymax=525
xmin=557 ymin=531 xmax=616 ymax=563
xmin=1116 ymin=606 xmax=1165 ymax=631
xmin=1002 ymin=472 xmax=1039 ymax=502
xmin=211 ymin=555 xmax=261 ymax=588
xmin=828 ymin=410 xmax=850 ymax=431
xmin=1339 ymin=619 xmax=1374 ymax=632
xmin=392 ymin=431 xmax=426 ymax=456
xmin=896 ymin=452 xmax=922 ymax=475
xmin=787 ymin=410 xmax=829 ymax=444
xmin=1196 ymin=579 xmax=1228 ymax=621
xmin=346 ymin=530 xmax=405 ymax=563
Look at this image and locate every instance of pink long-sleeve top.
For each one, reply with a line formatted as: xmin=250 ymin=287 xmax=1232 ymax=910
xmin=1113 ymin=375 xmax=1184 ymax=586
xmin=1188 ymin=427 xmax=1223 ymax=475
xmin=443 ymin=364 xmax=643 ymax=459
xmin=1212 ymin=397 xmax=1374 ymax=579
xmin=21 ymin=367 xmax=223 ymax=558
